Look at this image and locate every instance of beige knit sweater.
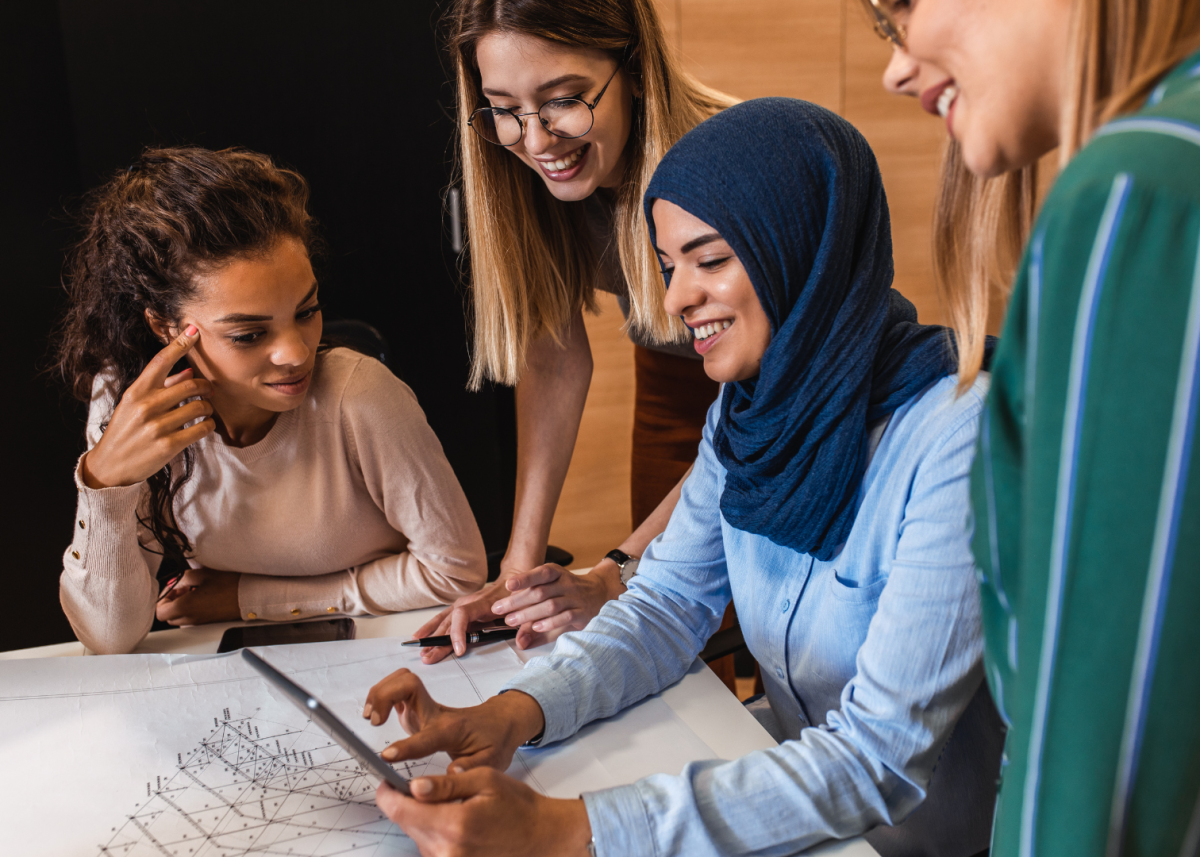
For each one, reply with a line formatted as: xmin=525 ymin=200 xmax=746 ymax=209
xmin=60 ymin=348 xmax=487 ymax=654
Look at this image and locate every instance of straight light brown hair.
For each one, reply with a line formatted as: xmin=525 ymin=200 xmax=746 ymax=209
xmin=446 ymin=0 xmax=735 ymax=388
xmin=939 ymin=0 xmax=1200 ymax=390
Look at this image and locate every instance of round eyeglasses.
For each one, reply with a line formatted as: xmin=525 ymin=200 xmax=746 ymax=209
xmin=859 ymin=0 xmax=907 ymax=49
xmin=468 ymin=56 xmax=626 ymax=148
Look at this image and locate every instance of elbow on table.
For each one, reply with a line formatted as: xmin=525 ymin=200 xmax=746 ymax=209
xmin=59 ymin=576 xmax=155 ymax=655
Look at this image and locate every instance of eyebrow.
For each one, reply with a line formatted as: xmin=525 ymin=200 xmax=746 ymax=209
xmin=680 ymin=233 xmax=725 ymax=255
xmin=482 ymin=73 xmax=592 ymax=99
xmin=212 ymin=281 xmax=319 ymax=324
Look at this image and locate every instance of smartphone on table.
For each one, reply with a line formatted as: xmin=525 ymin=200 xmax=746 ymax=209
xmin=217 ymin=618 xmax=356 ymax=653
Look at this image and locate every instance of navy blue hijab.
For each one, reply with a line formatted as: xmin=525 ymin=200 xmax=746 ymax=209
xmin=645 ymin=98 xmax=959 ymax=561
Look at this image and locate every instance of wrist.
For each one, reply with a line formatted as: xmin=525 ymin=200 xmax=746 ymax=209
xmin=541 ymin=796 xmax=592 ymax=857
xmin=591 ymin=559 xmax=626 ymax=601
xmin=487 ymin=690 xmax=546 ymax=749
xmin=80 ymin=451 xmax=116 ymax=490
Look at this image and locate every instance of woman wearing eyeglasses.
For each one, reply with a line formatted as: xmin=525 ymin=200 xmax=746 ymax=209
xmin=413 ymin=0 xmax=736 ymax=661
xmin=858 ymin=1 xmax=1200 ymax=856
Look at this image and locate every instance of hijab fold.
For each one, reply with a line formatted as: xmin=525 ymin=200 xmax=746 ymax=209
xmin=645 ymin=98 xmax=961 ymax=561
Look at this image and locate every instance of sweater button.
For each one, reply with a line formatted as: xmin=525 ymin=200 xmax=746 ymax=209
xmin=78 ymin=520 xmax=86 ymax=529
xmin=291 ymin=608 xmax=301 ymax=616
xmin=775 ymin=666 xmax=785 ymax=679
xmin=246 ymin=612 xmax=257 ymax=620
xmin=71 ymin=550 xmax=80 ymax=560
xmin=326 ymin=607 xmax=336 ymax=613
xmin=781 ymin=599 xmax=791 ymax=613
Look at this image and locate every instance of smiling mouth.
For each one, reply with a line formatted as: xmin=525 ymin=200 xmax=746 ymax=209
xmin=693 ymin=320 xmax=731 ymax=341
xmin=936 ymin=84 xmax=959 ymax=119
xmin=536 ymin=143 xmax=588 ymax=177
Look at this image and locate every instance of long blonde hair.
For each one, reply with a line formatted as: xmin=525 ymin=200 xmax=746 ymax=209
xmin=934 ymin=148 xmax=1039 ymax=391
xmin=939 ymin=0 xmax=1200 ymax=390
xmin=447 ymin=0 xmax=735 ymax=388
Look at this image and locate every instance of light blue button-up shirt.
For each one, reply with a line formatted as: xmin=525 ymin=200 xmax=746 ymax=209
xmin=504 ymin=375 xmax=1002 ymax=857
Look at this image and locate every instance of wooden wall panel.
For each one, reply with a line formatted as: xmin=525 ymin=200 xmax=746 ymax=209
xmin=842 ymin=0 xmax=947 ymax=324
xmin=652 ymin=0 xmax=681 ymax=53
xmin=678 ymin=0 xmax=842 ymax=111
xmin=549 ymin=293 xmax=636 ymax=566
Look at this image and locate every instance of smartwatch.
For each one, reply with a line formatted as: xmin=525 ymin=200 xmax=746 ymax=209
xmin=604 ymin=549 xmax=640 ymax=586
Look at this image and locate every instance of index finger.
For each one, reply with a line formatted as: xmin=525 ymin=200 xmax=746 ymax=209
xmin=138 ymin=325 xmax=200 ymax=389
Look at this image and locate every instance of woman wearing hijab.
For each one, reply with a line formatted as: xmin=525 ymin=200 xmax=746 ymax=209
xmin=363 ymin=99 xmax=1002 ymax=857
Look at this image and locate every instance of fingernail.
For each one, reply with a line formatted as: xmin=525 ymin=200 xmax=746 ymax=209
xmin=362 ymin=703 xmax=372 ymax=719
xmin=412 ymin=778 xmax=433 ymax=796
xmin=454 ymin=644 xmax=464 ymax=657
xmin=506 ymin=615 xmax=518 ymax=626
xmin=532 ymin=622 xmax=544 ymax=632
xmin=371 ymin=712 xmax=381 ymax=725
xmin=184 ymin=324 xmax=198 ymax=337
xmin=382 ymin=747 xmax=397 ymax=760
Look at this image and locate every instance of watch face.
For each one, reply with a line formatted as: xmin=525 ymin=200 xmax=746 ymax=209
xmin=619 ymin=557 xmax=639 ymax=586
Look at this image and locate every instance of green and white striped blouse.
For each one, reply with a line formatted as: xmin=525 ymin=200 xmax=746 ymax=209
xmin=974 ymin=48 xmax=1200 ymax=857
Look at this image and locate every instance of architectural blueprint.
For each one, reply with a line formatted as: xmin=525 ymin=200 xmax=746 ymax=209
xmin=98 ymin=709 xmax=426 ymax=856
xmin=0 ymin=635 xmax=722 ymax=857
xmin=0 ymin=638 xmax=529 ymax=856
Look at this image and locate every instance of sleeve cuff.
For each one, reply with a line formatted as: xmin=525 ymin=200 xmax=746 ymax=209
xmin=237 ymin=571 xmax=350 ymax=622
xmin=501 ymin=661 xmax=584 ymax=745
xmin=583 ymin=785 xmax=656 ymax=857
xmin=70 ymin=454 xmax=147 ymax=566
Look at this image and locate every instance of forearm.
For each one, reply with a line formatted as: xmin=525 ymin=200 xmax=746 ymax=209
xmin=585 ymin=468 xmax=691 ymax=602
xmin=584 ymin=725 xmax=906 ymax=857
xmin=619 ymin=467 xmax=689 ymax=556
xmin=59 ymin=457 xmax=158 ymax=654
xmin=506 ymin=313 xmax=592 ymax=572
xmin=239 ymin=554 xmax=486 ymax=622
xmin=504 ymin=580 xmax=723 ymax=744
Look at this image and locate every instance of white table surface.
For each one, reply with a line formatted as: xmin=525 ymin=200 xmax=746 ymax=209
xmin=1 ymin=607 xmax=877 ymax=856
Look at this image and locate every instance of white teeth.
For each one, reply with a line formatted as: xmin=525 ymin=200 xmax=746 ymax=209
xmin=937 ymin=84 xmax=959 ymax=119
xmin=693 ymin=321 xmax=731 ymax=341
xmin=544 ymin=147 xmax=583 ymax=172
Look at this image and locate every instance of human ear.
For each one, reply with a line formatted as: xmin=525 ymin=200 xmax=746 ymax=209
xmin=143 ymin=309 xmax=176 ymax=344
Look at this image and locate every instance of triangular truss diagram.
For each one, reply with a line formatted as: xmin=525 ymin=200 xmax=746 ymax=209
xmin=98 ymin=709 xmax=432 ymax=856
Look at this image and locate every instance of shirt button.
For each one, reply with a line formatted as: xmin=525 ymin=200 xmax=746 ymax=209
xmin=290 ymin=608 xmax=301 ymax=616
xmin=326 ymin=607 xmax=336 ymax=613
xmin=78 ymin=520 xmax=86 ymax=530
xmin=71 ymin=550 xmax=80 ymax=560
xmin=246 ymin=612 xmax=257 ymax=620
xmin=775 ymin=666 xmax=785 ymax=679
xmin=781 ymin=599 xmax=791 ymax=613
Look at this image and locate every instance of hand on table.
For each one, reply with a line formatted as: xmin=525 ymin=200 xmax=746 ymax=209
xmin=376 ymin=768 xmax=591 ymax=857
xmin=81 ymin=325 xmax=215 ymax=490
xmin=363 ymin=669 xmax=543 ymax=773
xmin=414 ymin=561 xmax=625 ymax=663
xmin=412 ymin=577 xmax=512 ymax=663
xmin=155 ymin=568 xmax=241 ymax=625
xmin=491 ymin=561 xmax=624 ymax=649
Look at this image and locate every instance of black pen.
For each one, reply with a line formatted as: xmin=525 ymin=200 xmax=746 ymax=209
xmin=402 ymin=627 xmax=519 ymax=647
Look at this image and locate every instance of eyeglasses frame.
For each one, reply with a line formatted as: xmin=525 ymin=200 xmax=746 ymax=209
xmin=467 ymin=53 xmax=629 ymax=148
xmin=859 ymin=0 xmax=907 ymax=50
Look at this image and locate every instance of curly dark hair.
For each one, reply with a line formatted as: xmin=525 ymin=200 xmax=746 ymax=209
xmin=56 ymin=146 xmax=323 ymax=576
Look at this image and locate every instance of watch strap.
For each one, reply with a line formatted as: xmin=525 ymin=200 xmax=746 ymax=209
xmin=604 ymin=548 xmax=633 ymax=567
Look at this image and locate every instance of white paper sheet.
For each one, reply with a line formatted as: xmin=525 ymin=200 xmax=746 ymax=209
xmin=0 ymin=636 xmax=728 ymax=856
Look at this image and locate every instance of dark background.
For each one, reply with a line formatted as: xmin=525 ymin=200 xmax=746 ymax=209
xmin=1 ymin=0 xmax=516 ymax=653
